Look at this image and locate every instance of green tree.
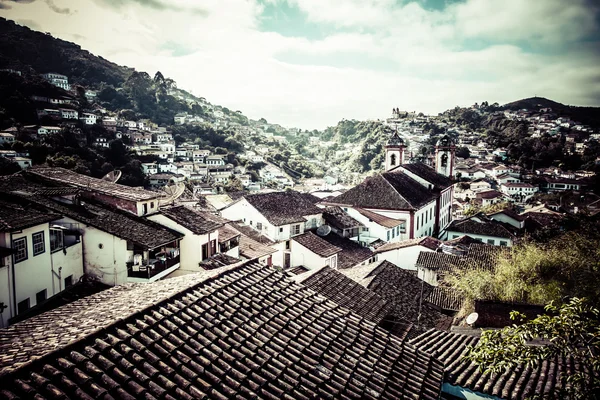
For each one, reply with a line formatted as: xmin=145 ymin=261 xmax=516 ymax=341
xmin=0 ymin=157 xmax=21 ymax=175
xmin=465 ymin=298 xmax=600 ymax=400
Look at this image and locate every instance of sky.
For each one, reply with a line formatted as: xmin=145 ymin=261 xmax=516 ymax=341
xmin=0 ymin=0 xmax=599 ymax=129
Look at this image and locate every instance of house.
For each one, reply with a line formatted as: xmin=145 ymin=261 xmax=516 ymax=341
xmin=444 ymin=215 xmax=515 ymax=246
xmin=41 ymin=72 xmax=70 ymax=90
xmin=13 ymin=157 xmax=32 ymax=169
xmin=0 ymin=261 xmax=444 ymax=399
xmin=455 ymin=166 xmax=486 ymax=180
xmin=27 ymin=167 xmax=163 ymax=217
xmin=0 ymin=132 xmax=15 ymax=144
xmin=59 ymin=108 xmax=78 ymax=120
xmin=411 ymin=329 xmax=572 ymax=400
xmin=374 ymin=236 xmax=442 ymax=270
xmin=475 ymin=189 xmax=511 ymax=207
xmin=93 ymin=137 xmax=109 ymax=148
xmin=543 ymin=176 xmax=585 ymax=192
xmin=102 ymin=117 xmax=117 ymax=131
xmin=0 ymin=195 xmax=84 ymax=328
xmin=488 ymin=208 xmax=526 ymax=229
xmin=470 ymin=180 xmax=492 ymax=192
xmin=322 ymin=206 xmax=364 ymax=238
xmin=141 ymin=162 xmax=158 ymax=175
xmin=500 ymin=182 xmax=539 ymax=201
xmin=79 ymin=112 xmax=97 ymax=125
xmin=495 ymin=172 xmax=520 ymax=185
xmin=147 ymin=205 xmax=229 ymax=276
xmin=206 ymin=155 xmax=226 ymax=166
xmin=220 ymin=191 xmax=323 ymax=268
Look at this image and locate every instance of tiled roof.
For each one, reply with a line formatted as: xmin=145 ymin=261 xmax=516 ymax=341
xmin=198 ymin=253 xmax=241 ymax=270
xmin=231 ymin=222 xmax=275 ymax=245
xmin=217 ymin=224 xmax=241 ymax=243
xmin=0 ymin=196 xmax=61 ymax=231
xmin=475 ymin=190 xmax=504 ymax=200
xmin=354 ymin=207 xmax=405 ymax=228
xmin=316 ymin=233 xmax=373 ymax=269
xmin=292 ymin=231 xmax=342 ymax=258
xmin=343 ymin=261 xmax=453 ymax=334
xmin=27 ymin=167 xmax=160 ymax=201
xmin=488 ymin=208 xmax=526 ymax=222
xmin=295 ymin=266 xmax=393 ymax=324
xmin=443 ymin=235 xmax=481 ymax=247
xmin=244 ymin=191 xmax=323 ymax=226
xmin=161 ymin=205 xmax=225 ymax=235
xmin=327 ymin=170 xmax=437 ymax=211
xmin=399 ymin=162 xmax=454 ymax=190
xmin=0 ymin=188 xmax=183 ymax=249
xmin=415 ymin=252 xmax=463 ymax=273
xmin=410 ymin=329 xmax=572 ymax=400
xmin=0 ymin=262 xmax=444 ymax=399
xmin=425 ymin=286 xmax=464 ymax=311
xmin=374 ymin=236 xmax=441 ymax=254
xmin=237 ymin=234 xmax=277 ymax=260
xmin=322 ymin=206 xmax=362 ymax=230
xmin=447 ymin=218 xmax=514 ymax=239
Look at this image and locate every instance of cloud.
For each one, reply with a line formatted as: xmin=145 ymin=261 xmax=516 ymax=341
xmin=0 ymin=0 xmax=599 ymax=129
xmin=46 ymin=0 xmax=72 ymax=14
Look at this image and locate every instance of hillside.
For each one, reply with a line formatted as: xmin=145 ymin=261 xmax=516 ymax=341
xmin=0 ymin=18 xmax=131 ymax=87
xmin=503 ymin=96 xmax=600 ymax=129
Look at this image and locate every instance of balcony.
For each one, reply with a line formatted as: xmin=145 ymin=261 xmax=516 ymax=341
xmin=127 ymin=255 xmax=180 ymax=283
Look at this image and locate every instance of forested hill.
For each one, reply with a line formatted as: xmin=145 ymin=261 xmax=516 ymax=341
xmin=0 ymin=18 xmax=131 ymax=87
xmin=503 ymin=96 xmax=600 ymax=129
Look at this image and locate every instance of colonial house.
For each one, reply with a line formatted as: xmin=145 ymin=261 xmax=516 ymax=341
xmin=206 ymin=155 xmax=226 ymax=166
xmin=59 ymin=108 xmax=78 ymax=120
xmin=0 ymin=132 xmax=14 ymax=144
xmin=147 ymin=205 xmax=229 ymax=276
xmin=41 ymin=72 xmax=70 ymax=90
xmin=27 ymin=168 xmax=163 ymax=217
xmin=488 ymin=208 xmax=526 ymax=229
xmin=79 ymin=113 xmax=97 ymax=125
xmin=444 ymin=215 xmax=515 ymax=246
xmin=475 ymin=190 xmax=511 ymax=207
xmin=324 ymin=132 xmax=455 ymax=242
xmin=374 ymin=236 xmax=442 ymax=270
xmin=543 ymin=176 xmax=585 ymax=192
xmin=500 ymin=182 xmax=539 ymax=201
xmin=290 ymin=231 xmax=342 ymax=270
xmin=495 ymin=172 xmax=521 ymax=185
xmin=0 ymin=195 xmax=84 ymax=328
xmin=220 ymin=191 xmax=324 ymax=268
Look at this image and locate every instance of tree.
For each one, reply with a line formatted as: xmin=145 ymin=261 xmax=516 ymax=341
xmin=465 ymin=298 xmax=600 ymax=400
xmin=456 ymin=146 xmax=470 ymax=159
xmin=0 ymin=157 xmax=21 ymax=175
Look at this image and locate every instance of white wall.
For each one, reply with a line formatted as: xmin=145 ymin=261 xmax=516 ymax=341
xmin=413 ymin=200 xmax=437 ymax=238
xmin=489 ymin=214 xmax=524 ymax=229
xmin=377 ymin=245 xmax=434 ymax=270
xmin=77 ymin=222 xmax=128 ymax=286
xmin=290 ymin=240 xmax=331 ymax=270
xmin=446 ymin=231 xmax=512 ymax=247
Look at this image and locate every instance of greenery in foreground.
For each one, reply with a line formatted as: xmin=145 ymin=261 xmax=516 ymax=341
xmin=447 ymin=231 xmax=600 ymax=309
xmin=465 ymin=298 xmax=599 ymax=399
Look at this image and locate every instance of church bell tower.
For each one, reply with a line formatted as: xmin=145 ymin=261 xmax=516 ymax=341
xmin=434 ymin=134 xmax=455 ymax=177
xmin=385 ymin=131 xmax=406 ymax=172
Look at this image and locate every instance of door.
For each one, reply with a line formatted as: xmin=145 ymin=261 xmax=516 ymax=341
xmin=202 ymin=243 xmax=209 ymax=260
xmin=284 ymin=253 xmax=290 ymax=268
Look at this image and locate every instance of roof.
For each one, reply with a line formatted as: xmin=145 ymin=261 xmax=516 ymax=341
xmin=374 ymin=236 xmax=441 ymax=254
xmin=386 ymin=131 xmax=405 ymax=146
xmin=354 ymin=207 xmax=406 ymax=228
xmin=415 ymin=252 xmax=462 ymax=273
xmin=0 ymin=262 xmax=444 ymax=399
xmin=316 ymin=233 xmax=374 ymax=269
xmin=410 ymin=329 xmax=571 ymax=400
xmin=27 ymin=167 xmax=160 ymax=202
xmin=446 ymin=218 xmax=514 ymax=239
xmin=475 ymin=190 xmax=504 ymax=199
xmin=488 ymin=207 xmax=526 ymax=222
xmin=243 ymin=191 xmax=323 ymax=226
xmin=230 ymin=222 xmax=275 ymax=245
xmin=238 ymin=235 xmax=277 ymax=259
xmin=0 ymin=196 xmax=61 ymax=232
xmin=217 ymin=224 xmax=241 ymax=243
xmin=198 ymin=253 xmax=241 ymax=270
xmin=322 ymin=206 xmax=362 ymax=230
xmin=161 ymin=205 xmax=225 ymax=235
xmin=292 ymin=231 xmax=342 ymax=258
xmin=399 ymin=162 xmax=454 ymax=190
xmin=502 ymin=182 xmax=536 ymax=188
xmin=294 ymin=266 xmax=393 ymax=325
xmin=425 ymin=286 xmax=464 ymax=311
xmin=342 ymin=261 xmax=453 ymax=334
xmin=327 ymin=170 xmax=437 ymax=211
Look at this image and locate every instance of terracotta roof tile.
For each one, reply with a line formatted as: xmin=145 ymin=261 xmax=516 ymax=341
xmin=292 ymin=232 xmax=342 ymax=258
xmin=447 ymin=218 xmax=514 ymax=239
xmin=244 ymin=191 xmax=322 ymax=226
xmin=322 ymin=206 xmax=362 ymax=230
xmin=354 ymin=207 xmax=406 ymax=228
xmin=161 ymin=205 xmax=225 ymax=235
xmin=399 ymin=162 xmax=454 ymax=190
xmin=410 ymin=329 xmax=572 ymax=400
xmin=374 ymin=236 xmax=442 ymax=254
xmin=425 ymin=287 xmax=464 ymax=311
xmin=0 ymin=195 xmax=61 ymax=231
xmin=0 ymin=262 xmax=444 ymax=399
xmin=315 ymin=233 xmax=373 ymax=269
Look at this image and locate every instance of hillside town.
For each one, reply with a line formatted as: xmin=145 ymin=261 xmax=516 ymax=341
xmin=1 ymin=14 xmax=599 ymax=400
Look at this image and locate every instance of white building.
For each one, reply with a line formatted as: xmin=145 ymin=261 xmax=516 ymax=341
xmin=60 ymin=108 xmax=79 ymax=120
xmin=41 ymin=73 xmax=70 ymax=90
xmin=374 ymin=236 xmax=441 ymax=270
xmin=80 ymin=113 xmax=97 ymax=125
xmin=500 ymin=183 xmax=539 ymax=201
xmin=0 ymin=132 xmax=15 ymax=144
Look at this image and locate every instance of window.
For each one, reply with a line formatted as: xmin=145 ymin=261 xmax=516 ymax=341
xmin=36 ymin=289 xmax=47 ymax=304
xmin=17 ymin=298 xmax=30 ymax=315
xmin=499 ymin=241 xmax=508 ymax=247
xmin=391 ymin=229 xmax=395 ymax=239
xmin=387 ymin=231 xmax=390 ymax=241
xmin=285 ymin=240 xmax=290 ymax=250
xmin=143 ymin=203 xmax=148 ymax=214
xmin=257 ymin=222 xmax=262 ymax=230
xmin=292 ymin=224 xmax=301 ymax=236
xmin=150 ymin=202 xmax=155 ymax=209
xmin=416 ymin=216 xmax=419 ymax=230
xmin=65 ymin=275 xmax=73 ymax=288
xmin=50 ymin=229 xmax=64 ymax=252
xmin=32 ymin=232 xmax=45 ymax=256
xmin=487 ymin=239 xmax=495 ymax=245
xmin=13 ymin=237 xmax=27 ymax=263
xmin=279 ymin=227 xmax=284 ymax=233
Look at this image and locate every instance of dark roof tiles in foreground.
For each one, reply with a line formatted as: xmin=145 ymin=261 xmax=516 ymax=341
xmin=244 ymin=191 xmax=323 ymax=226
xmin=0 ymin=262 xmax=444 ymax=399
xmin=410 ymin=329 xmax=575 ymax=400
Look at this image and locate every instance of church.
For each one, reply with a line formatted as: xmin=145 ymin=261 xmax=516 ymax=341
xmin=323 ymin=132 xmax=456 ymax=244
